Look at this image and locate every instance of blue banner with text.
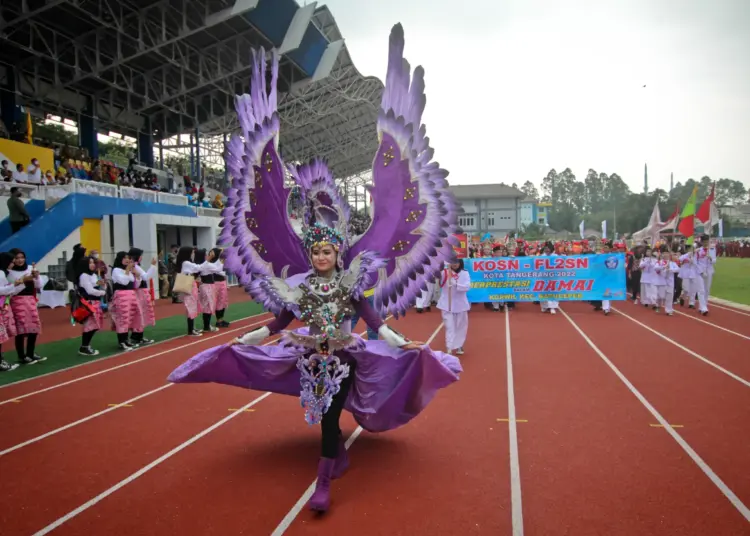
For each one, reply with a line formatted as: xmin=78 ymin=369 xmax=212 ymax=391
xmin=464 ymin=254 xmax=627 ymax=302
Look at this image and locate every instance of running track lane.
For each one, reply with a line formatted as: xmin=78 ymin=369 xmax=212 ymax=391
xmin=561 ymin=302 xmax=750 ymax=532
xmin=694 ymin=302 xmax=750 ymax=335
xmin=6 ymin=318 xmax=434 ymax=535
xmin=509 ymin=303 xmax=746 ymax=536
xmin=0 ymin=316 xmax=277 ymax=451
xmin=612 ymin=301 xmax=750 ymax=379
xmin=280 ymin=305 xmax=512 ymax=535
xmin=0 ymin=312 xmax=273 ymax=399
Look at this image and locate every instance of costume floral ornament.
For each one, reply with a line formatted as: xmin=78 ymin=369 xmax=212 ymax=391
xmin=168 ymin=24 xmax=462 ymax=486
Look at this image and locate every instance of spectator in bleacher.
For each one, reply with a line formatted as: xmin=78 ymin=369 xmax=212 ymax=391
xmin=7 ymin=188 xmax=30 ymax=234
xmin=1 ymin=160 xmax=11 ymax=181
xmin=26 ymin=159 xmax=42 ymax=185
xmin=12 ymin=163 xmax=26 ymax=183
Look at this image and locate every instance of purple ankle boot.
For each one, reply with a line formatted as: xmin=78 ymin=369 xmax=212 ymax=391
xmin=308 ymin=457 xmax=336 ymax=513
xmin=332 ymin=436 xmax=349 ymax=480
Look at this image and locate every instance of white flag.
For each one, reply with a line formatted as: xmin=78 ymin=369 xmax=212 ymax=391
xmin=579 ymin=220 xmax=585 ymax=239
xmin=601 ymin=220 xmax=607 ymax=239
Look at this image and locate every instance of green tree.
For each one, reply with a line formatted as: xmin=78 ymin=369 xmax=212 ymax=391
xmin=520 ymin=180 xmax=539 ymax=200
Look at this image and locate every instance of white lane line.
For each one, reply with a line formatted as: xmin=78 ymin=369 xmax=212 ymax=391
xmin=0 ymin=384 xmax=173 ymax=457
xmin=672 ymin=310 xmax=750 ymax=341
xmin=560 ymin=309 xmax=750 ymax=523
xmin=709 ymin=297 xmax=750 ymax=314
xmin=269 ymin=321 xmax=445 ymax=536
xmin=0 ymin=312 xmax=271 ymax=391
xmin=0 ymin=315 xmax=272 ymax=405
xmin=505 ymin=305 xmax=524 ymax=536
xmin=31 ymin=392 xmax=273 ymax=536
xmin=0 ymin=336 xmax=281 ymax=457
xmin=22 ymin=320 xmax=396 ymax=533
xmin=612 ymin=307 xmax=750 ymax=388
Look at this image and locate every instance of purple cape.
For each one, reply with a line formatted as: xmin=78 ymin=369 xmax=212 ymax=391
xmin=167 ymin=333 xmax=461 ymax=433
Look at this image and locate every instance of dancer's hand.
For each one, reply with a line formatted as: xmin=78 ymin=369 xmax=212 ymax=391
xmin=401 ymin=341 xmax=424 ymax=350
xmin=226 ymin=338 xmax=241 ymax=347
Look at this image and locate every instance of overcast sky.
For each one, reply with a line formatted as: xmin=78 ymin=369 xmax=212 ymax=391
xmin=319 ymin=0 xmax=750 ymax=195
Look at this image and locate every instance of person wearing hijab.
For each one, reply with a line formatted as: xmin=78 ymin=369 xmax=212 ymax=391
xmin=6 ymin=248 xmax=45 ymax=364
xmin=437 ymin=258 xmax=471 ymax=355
xmin=109 ymin=252 xmax=140 ymax=350
xmin=127 ymin=247 xmax=158 ymax=346
xmin=175 ymin=247 xmax=203 ymax=336
xmin=209 ymin=247 xmax=230 ymax=328
xmin=65 ymin=244 xmax=87 ymax=289
xmin=76 ymin=256 xmax=106 ymax=355
xmin=0 ymin=252 xmax=26 ymax=371
xmin=195 ymin=248 xmax=224 ymax=332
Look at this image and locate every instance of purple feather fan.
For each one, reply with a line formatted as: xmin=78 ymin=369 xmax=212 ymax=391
xmin=344 ymin=24 xmax=460 ymax=318
xmin=219 ymin=48 xmax=310 ymax=305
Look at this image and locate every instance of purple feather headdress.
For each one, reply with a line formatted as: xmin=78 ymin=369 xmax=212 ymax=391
xmin=219 ymin=25 xmax=458 ymax=317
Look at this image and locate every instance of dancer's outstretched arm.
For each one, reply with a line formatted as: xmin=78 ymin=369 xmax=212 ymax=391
xmin=230 ymin=309 xmax=296 ymax=346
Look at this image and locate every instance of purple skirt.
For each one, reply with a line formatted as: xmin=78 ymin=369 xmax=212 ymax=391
xmin=168 ymin=332 xmax=462 ymax=433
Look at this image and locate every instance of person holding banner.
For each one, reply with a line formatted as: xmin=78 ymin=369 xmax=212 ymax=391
xmin=437 ymin=258 xmax=470 ymax=355
xmin=539 ymin=247 xmax=559 ymax=315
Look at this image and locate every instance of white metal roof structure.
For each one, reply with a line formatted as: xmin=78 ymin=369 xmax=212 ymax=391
xmin=0 ymin=1 xmax=384 ymax=191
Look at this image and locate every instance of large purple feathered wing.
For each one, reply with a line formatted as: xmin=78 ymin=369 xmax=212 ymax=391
xmin=220 ymin=48 xmax=309 ymax=307
xmin=344 ymin=24 xmax=460 ymax=318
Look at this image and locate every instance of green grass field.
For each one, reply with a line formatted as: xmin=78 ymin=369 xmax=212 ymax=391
xmin=0 ymin=300 xmax=265 ymax=386
xmin=711 ymin=257 xmax=750 ymax=306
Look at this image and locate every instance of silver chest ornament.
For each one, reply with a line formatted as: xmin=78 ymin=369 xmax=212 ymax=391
xmin=295 ymin=273 xmax=356 ymax=426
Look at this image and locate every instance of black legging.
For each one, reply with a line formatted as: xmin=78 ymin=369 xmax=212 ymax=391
xmin=15 ymin=334 xmax=37 ymax=359
xmin=82 ymin=330 xmax=97 ymax=347
xmin=320 ymin=360 xmax=356 ymax=459
xmin=630 ymin=271 xmax=641 ymax=301
xmin=202 ymin=313 xmax=212 ymax=331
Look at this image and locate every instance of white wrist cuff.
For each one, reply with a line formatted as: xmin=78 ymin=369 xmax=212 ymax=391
xmin=236 ymin=326 xmax=270 ymax=345
xmin=378 ymin=324 xmax=408 ymax=348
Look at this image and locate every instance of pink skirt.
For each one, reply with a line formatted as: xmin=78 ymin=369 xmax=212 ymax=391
xmin=215 ymin=280 xmax=229 ymax=311
xmin=110 ymin=290 xmax=139 ymax=334
xmin=198 ymin=283 xmax=216 ymax=315
xmin=183 ymin=281 xmax=201 ymax=320
xmin=0 ymin=302 xmax=17 ymax=344
xmin=83 ymin=300 xmax=104 ymax=333
xmin=133 ymin=287 xmax=156 ymax=331
xmin=10 ymin=295 xmax=42 ymax=335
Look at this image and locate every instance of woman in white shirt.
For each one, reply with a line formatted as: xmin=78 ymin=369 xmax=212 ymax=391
xmin=437 ymin=258 xmax=471 ymax=355
xmin=0 ymin=252 xmax=25 ymax=371
xmin=128 ymin=247 xmax=158 ymax=346
xmin=175 ymin=246 xmax=203 ymax=336
xmin=210 ymin=247 xmax=230 ymax=328
xmin=6 ymin=248 xmax=45 ymax=364
xmin=77 ymin=256 xmax=107 ymax=355
xmin=195 ymin=248 xmax=224 ymax=333
xmin=110 ymin=252 xmax=140 ymax=350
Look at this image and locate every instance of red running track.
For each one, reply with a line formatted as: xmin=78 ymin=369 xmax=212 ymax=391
xmin=2 ymin=301 xmax=749 ymax=535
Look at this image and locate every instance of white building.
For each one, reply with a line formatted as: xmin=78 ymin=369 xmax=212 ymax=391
xmin=449 ymin=184 xmax=526 ymax=234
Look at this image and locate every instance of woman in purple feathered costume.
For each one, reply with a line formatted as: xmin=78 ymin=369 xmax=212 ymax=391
xmin=167 ymin=23 xmax=463 ymax=514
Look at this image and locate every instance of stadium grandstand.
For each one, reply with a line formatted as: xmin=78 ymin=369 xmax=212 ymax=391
xmin=0 ymin=0 xmax=382 ymax=211
xmin=0 ymin=0 xmax=383 ymax=286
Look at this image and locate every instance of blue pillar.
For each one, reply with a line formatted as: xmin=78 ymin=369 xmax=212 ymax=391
xmin=0 ymin=66 xmax=21 ymax=131
xmin=79 ymin=97 xmax=99 ymax=160
xmin=138 ymin=116 xmax=154 ymax=167
xmin=194 ymin=126 xmax=201 ymax=183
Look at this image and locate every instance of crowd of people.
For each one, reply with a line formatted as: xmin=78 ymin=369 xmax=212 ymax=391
xmin=0 ymin=243 xmax=232 ymax=373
